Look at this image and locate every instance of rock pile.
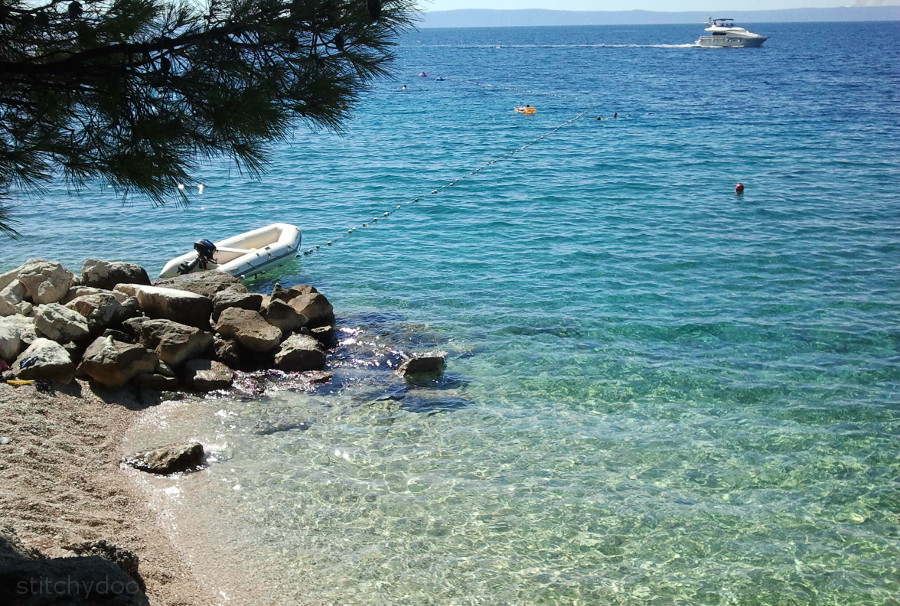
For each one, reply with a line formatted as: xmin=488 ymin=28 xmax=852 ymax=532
xmin=0 ymin=259 xmax=335 ymax=391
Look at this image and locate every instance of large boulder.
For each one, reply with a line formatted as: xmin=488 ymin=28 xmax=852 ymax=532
xmin=261 ymin=298 xmax=306 ymax=333
xmin=270 ymin=283 xmax=318 ymax=303
xmin=77 ymin=337 xmax=158 ymax=387
xmin=13 ymin=338 xmax=76 ymax=383
xmin=154 ymin=271 xmax=246 ymax=298
xmin=213 ymin=307 xmax=282 ymax=353
xmin=123 ymin=317 xmax=213 ymax=367
xmin=288 ymin=292 xmax=334 ymax=327
xmin=211 ymin=288 xmax=262 ymax=321
xmin=33 ymin=303 xmax=91 ymax=343
xmin=15 ymin=259 xmax=75 ymax=304
xmin=66 ymin=292 xmax=127 ymax=335
xmin=181 ymin=359 xmax=234 ymax=391
xmin=122 ymin=442 xmax=205 ymax=475
xmin=0 ymin=266 xmax=19 ymax=292
xmin=0 ymin=316 xmax=36 ymax=361
xmin=274 ymin=333 xmax=326 ymax=372
xmin=0 ymin=280 xmax=26 ymax=317
xmin=81 ymin=259 xmax=151 ymax=290
xmin=115 ymin=284 xmax=212 ymax=329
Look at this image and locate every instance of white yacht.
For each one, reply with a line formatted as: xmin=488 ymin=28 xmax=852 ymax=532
xmin=695 ymin=18 xmax=768 ymax=48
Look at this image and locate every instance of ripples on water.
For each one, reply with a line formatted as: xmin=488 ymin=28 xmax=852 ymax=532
xmin=9 ymin=21 xmax=900 ymax=605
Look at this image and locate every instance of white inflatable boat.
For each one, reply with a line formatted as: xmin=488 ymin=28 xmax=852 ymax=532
xmin=159 ymin=223 xmax=302 ymax=279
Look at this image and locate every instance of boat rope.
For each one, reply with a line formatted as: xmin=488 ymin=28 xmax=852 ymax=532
xmin=300 ymin=108 xmax=589 ymax=257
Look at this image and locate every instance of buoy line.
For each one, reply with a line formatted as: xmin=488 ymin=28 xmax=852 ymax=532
xmin=300 ymin=109 xmax=589 ymax=258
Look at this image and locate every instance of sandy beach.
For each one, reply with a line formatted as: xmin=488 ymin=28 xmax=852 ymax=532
xmin=0 ymin=380 xmax=215 ymax=605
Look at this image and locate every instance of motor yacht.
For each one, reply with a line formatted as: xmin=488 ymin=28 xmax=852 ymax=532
xmin=695 ymin=18 xmax=768 ymax=48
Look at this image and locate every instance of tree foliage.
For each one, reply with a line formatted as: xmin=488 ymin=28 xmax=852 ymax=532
xmin=0 ymin=0 xmax=415 ymax=237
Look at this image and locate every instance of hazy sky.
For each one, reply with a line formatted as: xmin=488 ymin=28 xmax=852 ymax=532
xmin=420 ymin=1 xmax=858 ymax=11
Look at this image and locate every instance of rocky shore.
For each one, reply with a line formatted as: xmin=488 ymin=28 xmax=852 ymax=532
xmin=0 ymin=258 xmax=446 ymax=605
xmin=1 ymin=258 xmax=338 ymax=391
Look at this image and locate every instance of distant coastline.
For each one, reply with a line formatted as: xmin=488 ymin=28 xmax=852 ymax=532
xmin=416 ymin=6 xmax=900 ymax=28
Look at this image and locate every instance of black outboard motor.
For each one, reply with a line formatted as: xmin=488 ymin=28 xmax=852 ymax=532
xmin=177 ymin=238 xmax=217 ymax=274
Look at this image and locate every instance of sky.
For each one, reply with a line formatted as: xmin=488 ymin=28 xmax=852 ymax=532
xmin=419 ymin=1 xmax=877 ymax=11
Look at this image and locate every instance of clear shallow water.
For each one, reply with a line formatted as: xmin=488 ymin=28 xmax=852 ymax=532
xmin=9 ymin=21 xmax=900 ymax=604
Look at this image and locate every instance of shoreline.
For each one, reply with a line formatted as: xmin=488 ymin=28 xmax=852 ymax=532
xmin=0 ymin=380 xmax=215 ymax=605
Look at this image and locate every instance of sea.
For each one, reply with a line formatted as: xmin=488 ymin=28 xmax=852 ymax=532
xmin=4 ymin=21 xmax=899 ymax=605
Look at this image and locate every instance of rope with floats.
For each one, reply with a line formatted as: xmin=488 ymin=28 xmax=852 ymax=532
xmin=300 ymin=108 xmax=589 ymax=257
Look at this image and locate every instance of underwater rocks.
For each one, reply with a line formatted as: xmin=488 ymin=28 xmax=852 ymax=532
xmin=0 ymin=258 xmax=339 ymax=391
xmin=397 ymin=353 xmax=446 ymax=378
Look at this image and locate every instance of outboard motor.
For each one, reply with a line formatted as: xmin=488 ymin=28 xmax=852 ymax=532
xmin=177 ymin=238 xmax=217 ymax=274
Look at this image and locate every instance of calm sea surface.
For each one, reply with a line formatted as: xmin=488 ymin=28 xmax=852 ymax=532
xmin=7 ymin=21 xmax=900 ymax=605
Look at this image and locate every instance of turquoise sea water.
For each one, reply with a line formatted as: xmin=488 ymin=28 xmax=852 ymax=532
xmin=7 ymin=21 xmax=900 ymax=604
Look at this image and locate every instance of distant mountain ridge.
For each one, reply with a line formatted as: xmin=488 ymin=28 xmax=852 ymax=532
xmin=417 ymin=6 xmax=900 ymax=28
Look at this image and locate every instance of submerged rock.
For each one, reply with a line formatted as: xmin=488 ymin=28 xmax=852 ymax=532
xmin=123 ymin=442 xmax=205 ymax=475
xmin=397 ymin=353 xmax=446 ymax=378
xmin=182 ymin=358 xmax=234 ymax=391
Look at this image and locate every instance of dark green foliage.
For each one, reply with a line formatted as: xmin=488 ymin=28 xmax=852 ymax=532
xmin=0 ymin=0 xmax=415 ymax=237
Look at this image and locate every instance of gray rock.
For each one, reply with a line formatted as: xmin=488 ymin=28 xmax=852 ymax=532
xmin=212 ymin=334 xmax=242 ymax=369
xmin=271 ymin=283 xmax=318 ymax=303
xmin=261 ymin=298 xmax=306 ymax=333
xmin=288 ymin=292 xmax=334 ymax=327
xmin=212 ymin=288 xmax=262 ymax=321
xmin=307 ymin=324 xmax=335 ymax=346
xmin=214 ymin=307 xmax=282 ymax=353
xmin=13 ymin=338 xmax=75 ymax=383
xmin=0 ymin=279 xmax=26 ymax=316
xmin=81 ymin=259 xmax=151 ymax=290
xmin=0 ymin=316 xmax=35 ymax=361
xmin=0 ymin=267 xmax=19 ymax=293
xmin=182 ymin=359 xmax=234 ymax=391
xmin=155 ymin=360 xmax=176 ymax=378
xmin=153 ymin=271 xmax=246 ymax=298
xmin=274 ymin=333 xmax=326 ymax=372
xmin=115 ymin=284 xmax=212 ymax=329
xmin=77 ymin=337 xmax=158 ymax=388
xmin=397 ymin=354 xmax=446 ymax=378
xmin=15 ymin=259 xmax=75 ymax=304
xmin=122 ymin=442 xmax=205 ymax=475
xmin=33 ymin=303 xmax=91 ymax=343
xmin=14 ymin=301 xmax=32 ymax=316
xmin=123 ymin=317 xmax=213 ymax=367
xmin=61 ymin=285 xmax=110 ymax=304
xmin=66 ymin=292 xmax=124 ymax=335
